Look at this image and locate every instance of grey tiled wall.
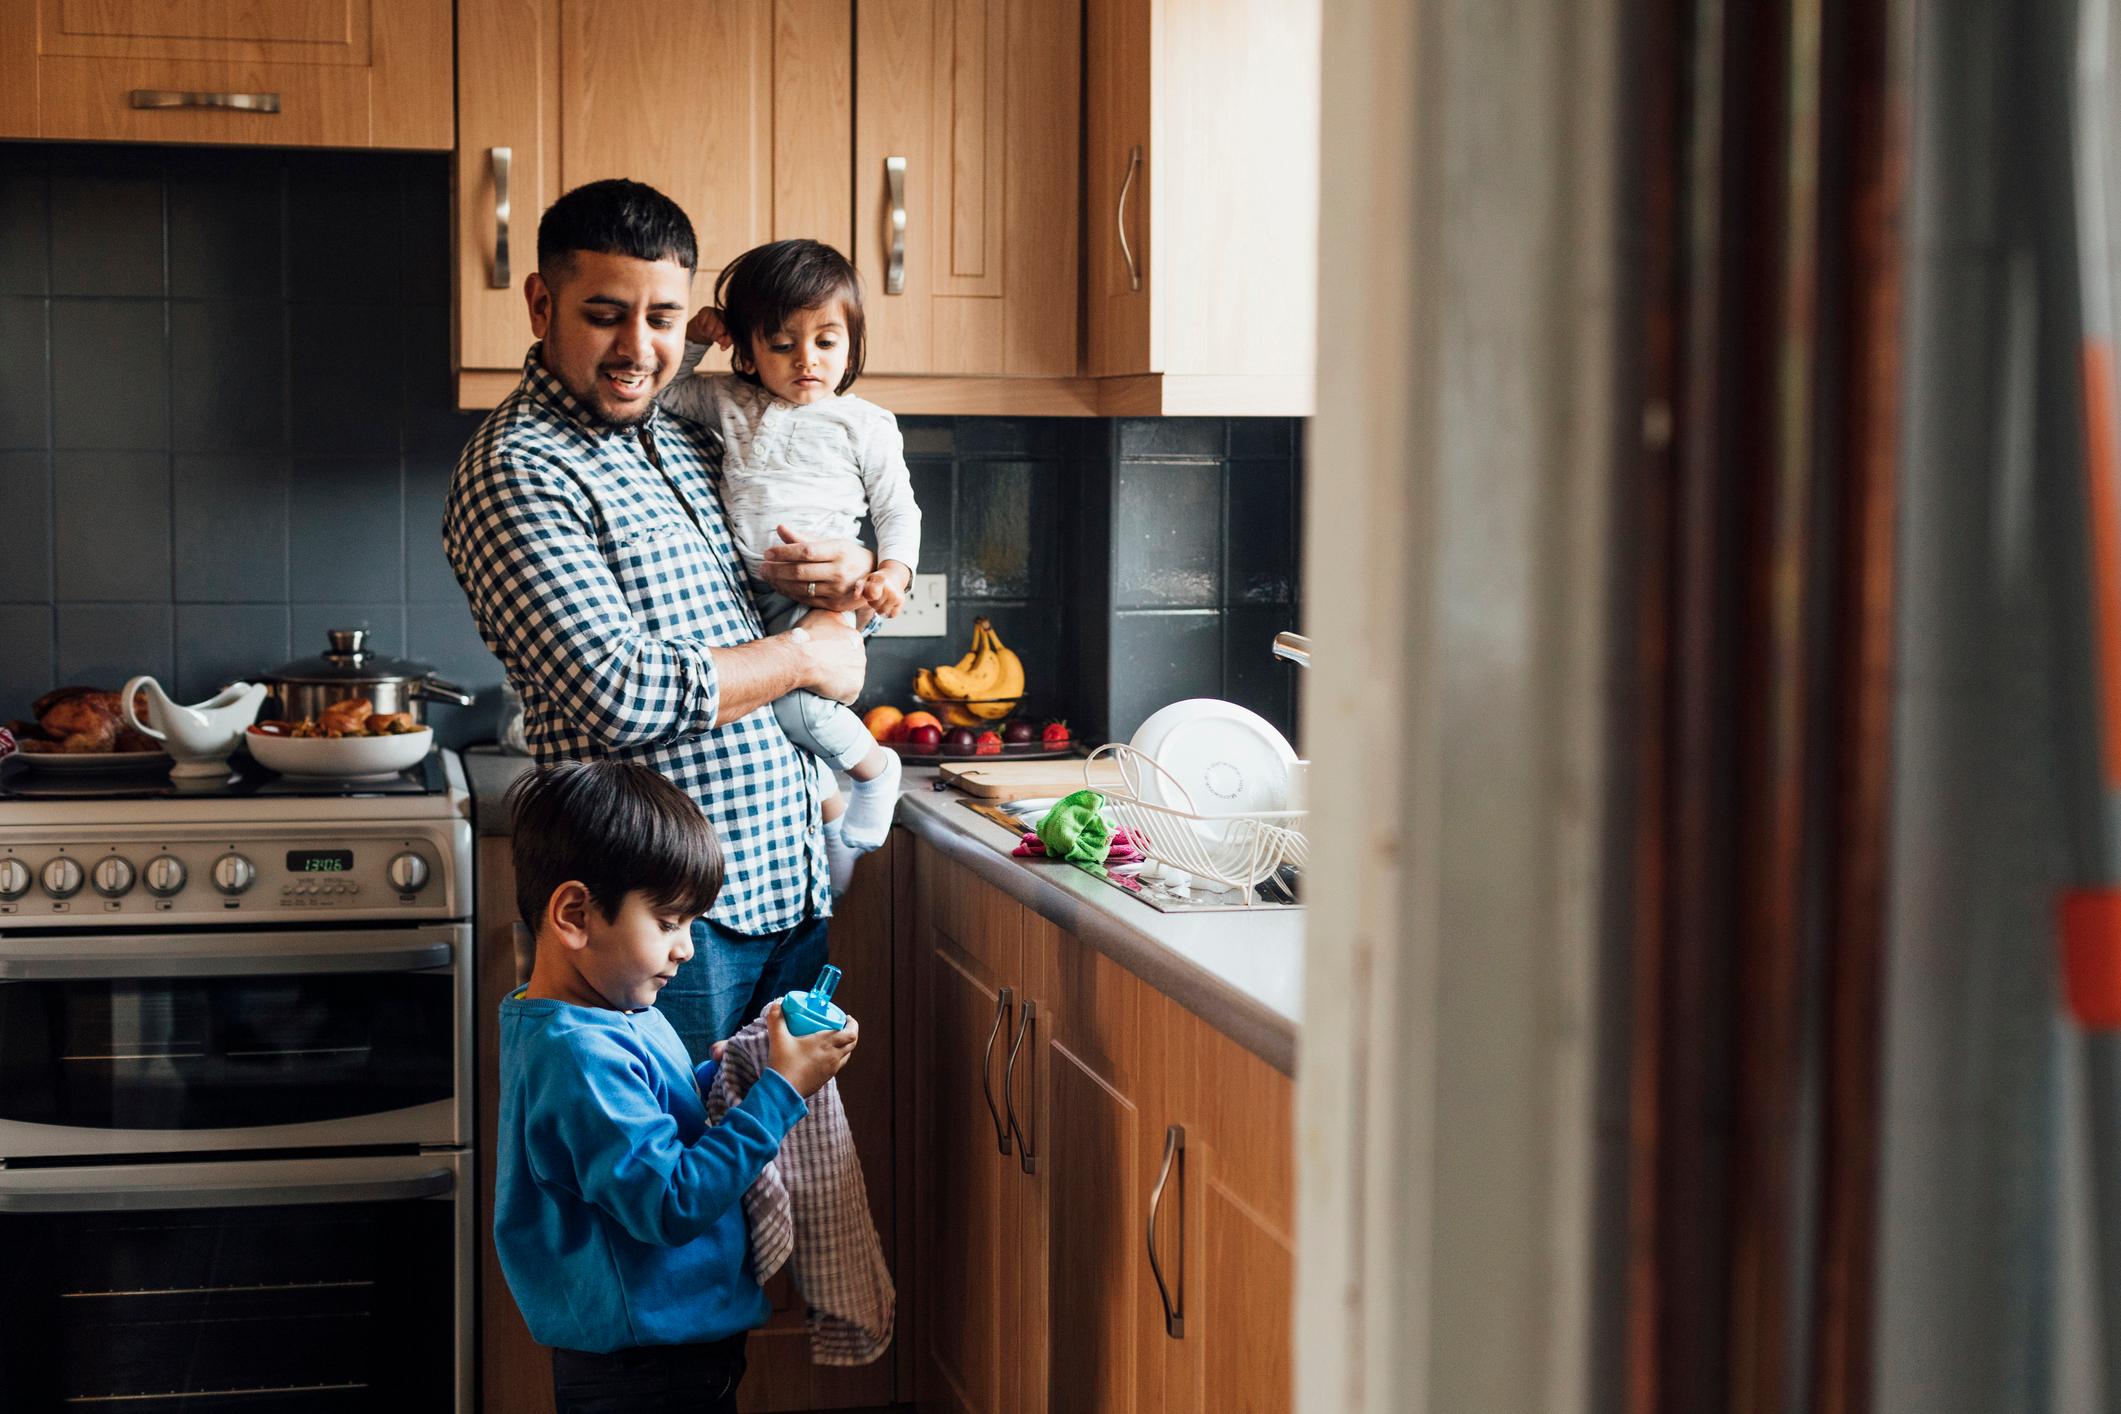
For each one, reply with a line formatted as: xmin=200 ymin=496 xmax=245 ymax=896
xmin=0 ymin=142 xmax=1303 ymax=755
xmin=1086 ymin=419 xmax=1306 ymax=743
xmin=857 ymin=418 xmax=1099 ymax=726
xmin=0 ymin=143 xmax=496 ymax=746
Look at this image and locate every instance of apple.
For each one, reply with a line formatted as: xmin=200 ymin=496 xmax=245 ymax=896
xmin=906 ymin=724 xmax=943 ymax=750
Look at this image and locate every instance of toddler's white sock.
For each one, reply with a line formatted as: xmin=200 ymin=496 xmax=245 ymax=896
xmin=823 ymin=815 xmax=861 ymax=898
xmin=840 ymin=750 xmax=901 ymax=851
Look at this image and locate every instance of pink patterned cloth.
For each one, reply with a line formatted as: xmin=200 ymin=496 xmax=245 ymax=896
xmin=0 ymin=727 xmax=13 ymax=763
xmin=701 ymin=1015 xmax=894 ymax=1366
xmin=1013 ymin=825 xmax=1148 ymax=887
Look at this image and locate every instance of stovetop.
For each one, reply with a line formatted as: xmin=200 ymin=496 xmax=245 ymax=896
xmin=0 ymin=750 xmax=470 ymax=828
xmin=0 ymin=751 xmax=448 ymax=803
xmin=0 ymin=750 xmax=473 ymax=925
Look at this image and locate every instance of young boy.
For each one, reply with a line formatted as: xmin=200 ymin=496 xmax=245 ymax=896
xmin=495 ymin=759 xmax=859 ymax=1413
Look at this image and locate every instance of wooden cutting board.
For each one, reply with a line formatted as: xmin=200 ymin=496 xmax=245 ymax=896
xmin=936 ymin=757 xmax=1124 ymax=800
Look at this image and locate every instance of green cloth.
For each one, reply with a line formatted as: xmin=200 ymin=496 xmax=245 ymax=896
xmin=1036 ymin=790 xmax=1114 ymax=878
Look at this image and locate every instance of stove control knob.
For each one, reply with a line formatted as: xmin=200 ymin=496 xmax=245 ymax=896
xmin=41 ymin=857 xmax=84 ymax=899
xmin=92 ymin=857 xmax=135 ymax=898
xmin=212 ymin=853 xmax=255 ymax=896
xmin=388 ymin=852 xmax=430 ymax=893
xmin=144 ymin=855 xmax=187 ymax=897
xmin=0 ymin=859 xmax=28 ymax=900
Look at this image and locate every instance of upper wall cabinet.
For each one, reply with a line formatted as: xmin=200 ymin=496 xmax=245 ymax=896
xmin=455 ymin=0 xmax=854 ymax=386
xmin=0 ymin=0 xmax=451 ymax=148
xmin=1084 ymin=0 xmax=1320 ymax=414
xmin=852 ymin=0 xmax=1080 ymax=378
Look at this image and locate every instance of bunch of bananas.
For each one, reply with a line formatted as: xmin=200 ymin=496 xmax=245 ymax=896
xmin=914 ymin=617 xmax=1024 ymax=726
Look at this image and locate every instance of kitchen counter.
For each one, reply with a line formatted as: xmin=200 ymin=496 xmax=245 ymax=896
xmin=894 ymin=784 xmax=1301 ymax=1074
xmin=460 ymin=744 xmax=1301 ymax=1073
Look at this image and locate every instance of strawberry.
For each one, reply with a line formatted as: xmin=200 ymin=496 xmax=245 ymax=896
xmin=975 ymin=730 xmax=1004 ymax=756
xmin=1041 ymin=720 xmax=1072 ymax=747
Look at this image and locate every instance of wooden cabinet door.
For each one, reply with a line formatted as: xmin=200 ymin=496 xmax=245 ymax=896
xmin=1156 ymin=1000 xmax=1296 ymax=1414
xmin=1082 ymin=0 xmax=1151 ymax=378
xmin=1082 ymin=0 xmax=1321 ymax=389
xmin=853 ymin=0 xmax=1079 ymax=377
xmin=0 ymin=0 xmax=450 ymax=147
xmin=1020 ymin=914 xmax=1175 ymax=1414
xmin=915 ymin=851 xmax=1027 ymax=1414
xmin=456 ymin=0 xmax=853 ymax=375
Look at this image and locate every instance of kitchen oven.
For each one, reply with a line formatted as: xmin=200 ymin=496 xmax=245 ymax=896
xmin=0 ymin=751 xmax=476 ymax=1413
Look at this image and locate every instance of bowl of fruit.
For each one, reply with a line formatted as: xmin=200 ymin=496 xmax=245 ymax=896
xmin=910 ymin=616 xmax=1024 ymax=718
xmin=869 ymin=617 xmax=1079 ymax=760
xmin=866 ymin=711 xmax=1076 ymax=762
xmin=865 ymin=707 xmax=1076 ymax=763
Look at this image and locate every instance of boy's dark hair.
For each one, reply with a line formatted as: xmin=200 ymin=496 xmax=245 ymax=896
xmin=715 ymin=238 xmax=866 ymax=394
xmin=537 ymin=179 xmax=698 ymax=279
xmin=506 ymin=760 xmax=723 ymax=936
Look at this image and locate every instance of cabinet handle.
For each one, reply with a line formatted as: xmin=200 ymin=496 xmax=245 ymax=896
xmin=1117 ymin=144 xmax=1144 ymax=292
xmin=489 ymin=148 xmax=514 ymax=290
xmin=981 ymin=986 xmax=1013 ymax=1154
xmin=1147 ymin=1123 xmax=1185 ymax=1337
xmin=1004 ymin=999 xmax=1036 ymax=1174
xmin=885 ymin=156 xmax=908 ymax=295
xmin=130 ymin=89 xmax=280 ymax=114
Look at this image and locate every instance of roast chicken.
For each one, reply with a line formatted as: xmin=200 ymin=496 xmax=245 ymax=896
xmin=8 ymin=686 xmax=157 ymax=754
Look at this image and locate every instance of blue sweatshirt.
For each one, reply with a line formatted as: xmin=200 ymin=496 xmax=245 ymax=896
xmin=494 ymin=988 xmax=806 ymax=1353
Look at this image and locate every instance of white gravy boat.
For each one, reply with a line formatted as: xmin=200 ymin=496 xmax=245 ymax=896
xmin=121 ymin=676 xmax=268 ymax=777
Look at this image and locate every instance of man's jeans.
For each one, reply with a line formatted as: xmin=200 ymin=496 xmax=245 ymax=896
xmin=662 ymin=910 xmax=831 ymax=1054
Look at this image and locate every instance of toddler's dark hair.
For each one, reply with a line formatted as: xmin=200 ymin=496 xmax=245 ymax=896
xmin=715 ymin=238 xmax=866 ymax=395
xmin=506 ymin=759 xmax=723 ymax=936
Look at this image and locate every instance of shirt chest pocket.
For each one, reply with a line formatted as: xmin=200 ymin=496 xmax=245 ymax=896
xmin=605 ymin=517 xmax=722 ymax=625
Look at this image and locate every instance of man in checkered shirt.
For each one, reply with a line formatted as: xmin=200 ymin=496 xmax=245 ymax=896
xmin=444 ymin=179 xmax=874 ymax=1056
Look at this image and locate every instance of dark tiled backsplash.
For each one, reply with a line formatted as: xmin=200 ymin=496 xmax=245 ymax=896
xmin=0 ymin=142 xmax=1303 ymax=754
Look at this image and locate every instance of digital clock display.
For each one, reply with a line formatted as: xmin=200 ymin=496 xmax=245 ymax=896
xmin=287 ymin=850 xmax=354 ymax=874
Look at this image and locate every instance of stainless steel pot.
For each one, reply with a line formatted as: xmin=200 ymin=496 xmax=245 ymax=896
xmin=260 ymin=629 xmax=476 ymax=725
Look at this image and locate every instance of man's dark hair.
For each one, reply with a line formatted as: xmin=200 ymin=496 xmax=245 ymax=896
xmin=715 ymin=238 xmax=866 ymax=394
xmin=536 ymin=178 xmax=699 ymax=278
xmin=506 ymin=759 xmax=722 ymax=936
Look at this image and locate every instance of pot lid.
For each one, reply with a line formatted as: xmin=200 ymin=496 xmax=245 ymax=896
xmin=266 ymin=628 xmax=441 ymax=685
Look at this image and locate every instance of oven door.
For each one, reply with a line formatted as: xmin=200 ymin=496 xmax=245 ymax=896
xmin=0 ymin=1150 xmax=472 ymax=1413
xmin=0 ymin=925 xmax=470 ymax=1159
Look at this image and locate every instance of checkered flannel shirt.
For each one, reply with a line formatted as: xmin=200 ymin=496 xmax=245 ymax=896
xmin=444 ymin=345 xmax=827 ymax=933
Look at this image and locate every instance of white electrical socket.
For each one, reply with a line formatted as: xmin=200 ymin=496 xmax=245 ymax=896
xmin=875 ymin=572 xmax=949 ymax=637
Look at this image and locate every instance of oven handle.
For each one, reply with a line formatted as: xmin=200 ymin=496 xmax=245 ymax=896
xmin=0 ymin=1154 xmax=454 ymax=1213
xmin=0 ymin=931 xmax=453 ymax=980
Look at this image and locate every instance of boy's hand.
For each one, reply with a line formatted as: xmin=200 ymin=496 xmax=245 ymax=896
xmin=687 ymin=306 xmax=732 ymax=350
xmin=764 ymin=999 xmax=859 ymax=1099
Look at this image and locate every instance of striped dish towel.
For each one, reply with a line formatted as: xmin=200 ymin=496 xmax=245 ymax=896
xmin=703 ymin=1015 xmax=895 ymax=1365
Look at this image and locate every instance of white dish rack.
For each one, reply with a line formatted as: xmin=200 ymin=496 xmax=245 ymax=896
xmin=1085 ymin=743 xmax=1308 ymax=897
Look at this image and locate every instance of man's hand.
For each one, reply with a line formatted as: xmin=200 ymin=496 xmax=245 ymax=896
xmin=789 ymin=615 xmax=866 ymax=704
xmin=687 ymin=306 xmax=732 ymax=351
xmin=764 ymin=999 xmax=859 ymax=1099
xmin=759 ymin=525 xmax=874 ymax=613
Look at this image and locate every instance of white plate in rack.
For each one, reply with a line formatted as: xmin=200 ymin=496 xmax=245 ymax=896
xmin=1126 ymin=699 xmax=1298 ymax=830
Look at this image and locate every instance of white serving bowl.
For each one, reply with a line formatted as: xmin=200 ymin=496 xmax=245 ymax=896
xmin=245 ymin=725 xmax=433 ymax=778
